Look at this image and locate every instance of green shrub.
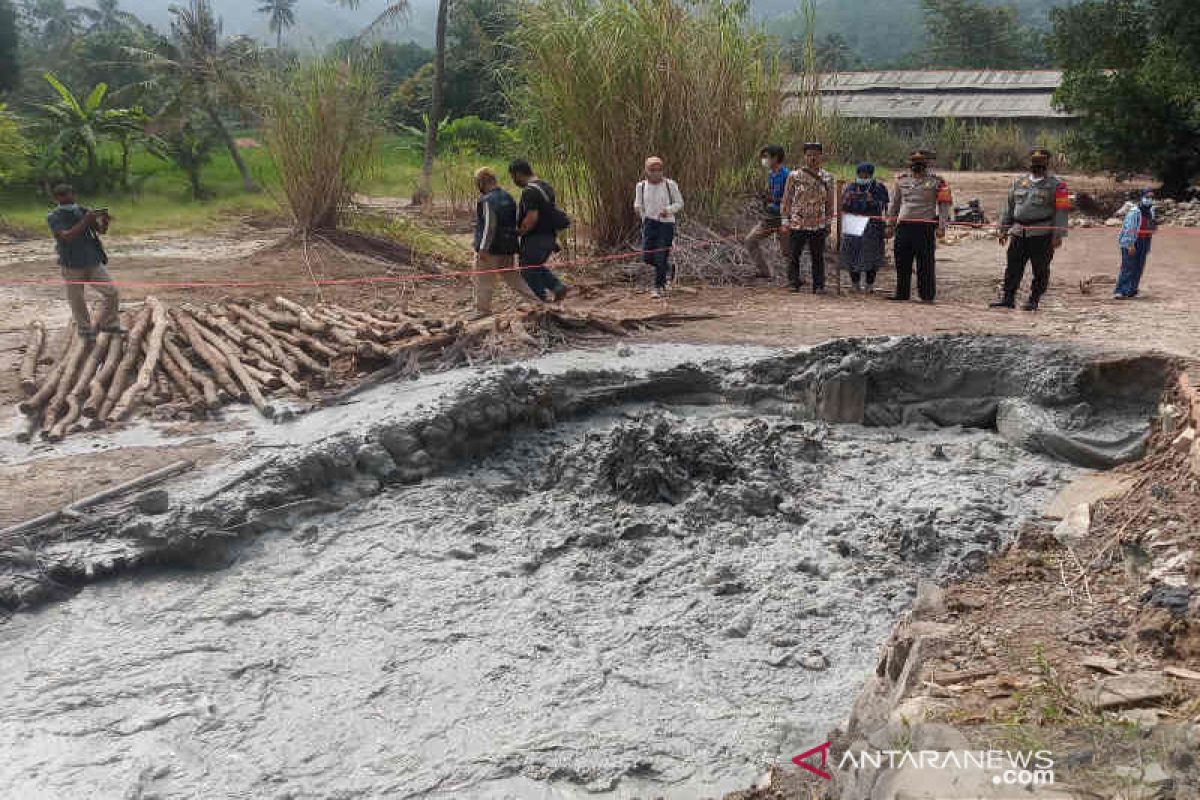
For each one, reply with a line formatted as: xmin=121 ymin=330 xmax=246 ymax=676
xmin=512 ymin=0 xmax=781 ymax=247
xmin=438 ymin=116 xmax=518 ymax=157
xmin=0 ymin=104 xmax=30 ymax=188
xmin=260 ymin=57 xmax=380 ymax=233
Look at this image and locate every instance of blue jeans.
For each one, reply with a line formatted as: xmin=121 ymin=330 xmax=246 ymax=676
xmin=642 ymin=218 xmax=675 ymax=289
xmin=1115 ymin=238 xmax=1151 ymax=297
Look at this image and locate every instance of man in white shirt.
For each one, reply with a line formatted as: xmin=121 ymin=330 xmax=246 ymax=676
xmin=634 ymin=156 xmax=684 ymax=298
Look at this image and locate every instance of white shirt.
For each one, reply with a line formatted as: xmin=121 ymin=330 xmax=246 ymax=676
xmin=634 ymin=178 xmax=684 ymax=222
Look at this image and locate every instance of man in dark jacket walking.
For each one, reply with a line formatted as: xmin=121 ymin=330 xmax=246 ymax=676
xmin=472 ymin=167 xmax=542 ymax=316
xmin=510 ymin=159 xmax=570 ymax=302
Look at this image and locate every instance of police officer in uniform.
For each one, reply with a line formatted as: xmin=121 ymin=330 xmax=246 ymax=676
xmin=990 ymin=147 xmax=1070 ymax=311
xmin=886 ymin=149 xmax=952 ymax=303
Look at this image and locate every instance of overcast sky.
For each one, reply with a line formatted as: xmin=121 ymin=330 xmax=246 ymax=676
xmin=121 ymin=0 xmax=439 ymax=48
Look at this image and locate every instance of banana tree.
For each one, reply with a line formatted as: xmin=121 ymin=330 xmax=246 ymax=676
xmin=36 ymin=72 xmax=149 ymax=189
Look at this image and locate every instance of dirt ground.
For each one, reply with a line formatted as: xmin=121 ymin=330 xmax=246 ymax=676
xmin=1 ymin=172 xmax=1196 ymax=526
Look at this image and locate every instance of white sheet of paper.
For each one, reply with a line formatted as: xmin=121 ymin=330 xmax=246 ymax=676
xmin=842 ymin=214 xmax=870 ymax=237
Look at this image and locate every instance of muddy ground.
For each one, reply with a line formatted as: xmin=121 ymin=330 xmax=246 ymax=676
xmin=0 ymin=172 xmax=1197 ymax=799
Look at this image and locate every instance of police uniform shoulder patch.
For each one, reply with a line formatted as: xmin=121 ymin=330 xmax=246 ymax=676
xmin=1055 ymin=181 xmax=1071 ymax=210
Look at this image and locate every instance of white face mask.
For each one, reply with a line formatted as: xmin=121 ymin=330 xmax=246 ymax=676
xmin=761 ymin=158 xmax=771 ymax=169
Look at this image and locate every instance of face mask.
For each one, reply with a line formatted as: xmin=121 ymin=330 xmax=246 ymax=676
xmin=856 ymin=177 xmax=871 ymax=186
xmin=58 ymin=202 xmax=80 ymax=212
xmin=761 ymin=158 xmax=771 ymax=169
xmin=1140 ymin=197 xmax=1153 ymax=207
xmin=911 ymin=164 xmax=926 ymax=174
xmin=1031 ymin=166 xmax=1046 ymax=176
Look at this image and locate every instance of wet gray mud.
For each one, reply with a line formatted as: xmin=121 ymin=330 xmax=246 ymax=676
xmin=0 ymin=336 xmax=1176 ymax=799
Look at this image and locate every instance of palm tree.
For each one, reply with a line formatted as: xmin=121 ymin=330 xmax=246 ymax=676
xmin=257 ymin=0 xmax=297 ymax=49
xmin=125 ymin=0 xmax=259 ymax=192
xmin=82 ymin=0 xmax=140 ymax=34
xmin=336 ymin=0 xmax=447 ymax=204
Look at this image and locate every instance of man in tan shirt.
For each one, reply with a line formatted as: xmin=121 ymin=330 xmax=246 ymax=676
xmin=781 ymin=142 xmax=837 ymax=293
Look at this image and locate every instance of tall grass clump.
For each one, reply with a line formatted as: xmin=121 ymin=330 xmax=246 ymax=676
xmin=511 ymin=0 xmax=780 ymax=247
xmin=260 ymin=57 xmax=380 ymax=233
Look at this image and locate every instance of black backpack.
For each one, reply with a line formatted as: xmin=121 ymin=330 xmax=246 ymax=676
xmin=490 ymin=191 xmax=521 ymax=255
xmin=528 ymin=180 xmax=572 ymax=231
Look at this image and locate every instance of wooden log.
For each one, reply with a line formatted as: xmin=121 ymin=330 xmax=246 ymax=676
xmin=252 ymin=301 xmax=326 ymax=335
xmin=322 ymin=305 xmax=414 ymax=341
xmin=357 ymin=339 xmax=394 ymax=360
xmin=241 ymin=361 xmax=283 ymax=390
xmin=274 ymin=367 xmax=306 ymax=397
xmin=203 ymin=330 xmax=276 ymax=418
xmin=164 ymin=336 xmax=219 ymax=410
xmin=191 ymin=317 xmax=263 ymax=369
xmin=277 ymin=337 xmax=329 ymax=377
xmin=223 ymin=307 xmax=300 ymax=373
xmin=311 ymin=307 xmax=374 ymax=340
xmin=158 ymin=341 xmax=204 ymax=413
xmin=46 ymin=332 xmax=111 ymax=440
xmin=42 ymin=334 xmax=91 ymax=435
xmin=18 ymin=321 xmax=75 ymax=415
xmin=82 ymin=330 xmax=124 ymax=418
xmin=173 ymin=309 xmax=245 ymax=402
xmin=98 ymin=306 xmax=153 ymax=421
xmin=237 ymin=337 xmax=282 ymax=370
xmin=286 ymin=328 xmax=343 ymax=359
xmin=273 ymin=296 xmax=328 ymax=330
xmin=188 ymin=304 xmax=247 ymax=346
xmin=19 ymin=321 xmax=46 ymax=396
xmin=109 ymin=297 xmax=169 ymax=422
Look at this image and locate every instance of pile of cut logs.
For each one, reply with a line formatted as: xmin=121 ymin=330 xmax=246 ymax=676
xmin=16 ymin=296 xmax=702 ymax=443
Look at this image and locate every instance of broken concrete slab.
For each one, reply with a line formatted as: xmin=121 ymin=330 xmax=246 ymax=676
xmin=1052 ymin=501 xmax=1091 ymax=543
xmin=1043 ymin=472 xmax=1133 ymax=520
xmin=1083 ymin=671 xmax=1173 ymax=709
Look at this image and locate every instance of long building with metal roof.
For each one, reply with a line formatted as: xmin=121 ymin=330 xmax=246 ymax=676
xmin=785 ymin=70 xmax=1077 ymax=132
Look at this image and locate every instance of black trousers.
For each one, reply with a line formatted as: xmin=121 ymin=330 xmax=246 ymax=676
xmin=1003 ymin=235 xmax=1054 ymax=300
xmin=788 ymin=228 xmax=827 ymax=290
xmin=894 ymin=222 xmax=938 ymax=301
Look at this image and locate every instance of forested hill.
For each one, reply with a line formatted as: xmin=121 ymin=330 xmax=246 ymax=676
xmin=124 ymin=0 xmax=438 ymax=48
xmin=122 ymin=0 xmax=1067 ymax=65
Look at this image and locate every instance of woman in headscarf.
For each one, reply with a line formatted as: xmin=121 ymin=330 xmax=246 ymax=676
xmin=1114 ymin=188 xmax=1157 ymax=299
xmin=840 ymin=162 xmax=889 ymax=292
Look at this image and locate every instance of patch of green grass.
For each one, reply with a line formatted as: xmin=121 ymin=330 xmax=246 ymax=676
xmin=348 ymin=212 xmax=472 ymax=266
xmin=0 ymin=136 xmax=500 ymax=237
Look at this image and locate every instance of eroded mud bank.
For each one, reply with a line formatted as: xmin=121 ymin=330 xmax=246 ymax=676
xmin=0 ymin=336 xmax=1176 ymax=799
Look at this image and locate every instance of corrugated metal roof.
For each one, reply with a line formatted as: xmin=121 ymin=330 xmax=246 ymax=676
xmin=805 ymin=92 xmax=1076 ymax=119
xmin=789 ymin=70 xmax=1065 ymax=93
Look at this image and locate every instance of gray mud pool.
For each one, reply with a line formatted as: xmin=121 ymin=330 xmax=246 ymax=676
xmin=0 ymin=337 xmax=1172 ymax=800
